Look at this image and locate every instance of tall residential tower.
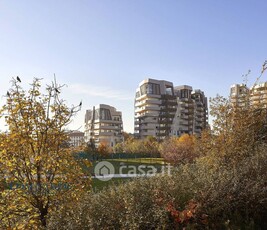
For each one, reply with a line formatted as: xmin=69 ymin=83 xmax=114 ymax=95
xmin=230 ymin=82 xmax=267 ymax=108
xmin=84 ymin=104 xmax=123 ymax=147
xmin=134 ymin=78 xmax=208 ymax=139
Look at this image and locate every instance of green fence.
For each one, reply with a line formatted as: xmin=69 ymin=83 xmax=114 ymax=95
xmin=75 ymin=152 xmax=160 ymax=161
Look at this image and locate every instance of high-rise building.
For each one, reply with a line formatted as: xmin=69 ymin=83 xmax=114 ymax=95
xmin=134 ymin=78 xmax=208 ymax=139
xmin=172 ymin=86 xmax=208 ymax=136
xmin=230 ymin=82 xmax=267 ymax=108
xmin=250 ymin=82 xmax=267 ymax=107
xmin=134 ymin=79 xmax=176 ymax=139
xmin=84 ymin=104 xmax=123 ymax=147
xmin=230 ymin=84 xmax=250 ymax=107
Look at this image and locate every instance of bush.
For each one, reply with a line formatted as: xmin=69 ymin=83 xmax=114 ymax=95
xmin=160 ymin=134 xmax=198 ymax=165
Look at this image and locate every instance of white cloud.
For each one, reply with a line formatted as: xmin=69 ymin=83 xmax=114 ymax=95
xmin=67 ymin=83 xmax=133 ymax=101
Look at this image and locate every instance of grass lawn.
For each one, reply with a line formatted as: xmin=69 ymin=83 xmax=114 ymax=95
xmin=91 ymin=158 xmax=166 ymax=175
xmin=107 ymin=157 xmax=166 ymax=165
xmin=91 ymin=158 xmax=167 ymax=191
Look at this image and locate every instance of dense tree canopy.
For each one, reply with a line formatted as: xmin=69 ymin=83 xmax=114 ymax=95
xmin=0 ymin=78 xmax=90 ymax=228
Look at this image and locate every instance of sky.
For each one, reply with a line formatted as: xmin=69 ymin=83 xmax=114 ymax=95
xmin=0 ymin=0 xmax=267 ymax=133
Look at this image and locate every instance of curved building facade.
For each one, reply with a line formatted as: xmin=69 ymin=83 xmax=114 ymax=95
xmin=84 ymin=104 xmax=123 ymax=147
xmin=134 ymin=79 xmax=208 ymax=139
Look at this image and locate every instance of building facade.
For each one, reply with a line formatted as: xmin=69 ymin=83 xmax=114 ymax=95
xmin=134 ymin=79 xmax=208 ymax=139
xmin=250 ymin=82 xmax=267 ymax=107
xmin=230 ymin=82 xmax=267 ymax=108
xmin=84 ymin=104 xmax=123 ymax=147
xmin=230 ymin=84 xmax=250 ymax=107
xmin=67 ymin=130 xmax=84 ymax=147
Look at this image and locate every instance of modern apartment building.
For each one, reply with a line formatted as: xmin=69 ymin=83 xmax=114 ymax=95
xmin=230 ymin=82 xmax=267 ymax=108
xmin=84 ymin=104 xmax=123 ymax=147
xmin=134 ymin=79 xmax=176 ymax=139
xmin=67 ymin=130 xmax=84 ymax=147
xmin=172 ymin=86 xmax=208 ymax=136
xmin=250 ymin=82 xmax=267 ymax=107
xmin=134 ymin=79 xmax=208 ymax=139
xmin=230 ymin=84 xmax=250 ymax=107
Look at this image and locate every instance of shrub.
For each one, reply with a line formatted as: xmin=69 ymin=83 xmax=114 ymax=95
xmin=160 ymin=134 xmax=198 ymax=165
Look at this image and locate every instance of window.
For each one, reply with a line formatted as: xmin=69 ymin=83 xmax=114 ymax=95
xmin=151 ymin=83 xmax=160 ymax=95
xmin=231 ymin=87 xmax=235 ymax=94
xmin=140 ymin=83 xmax=160 ymax=95
xmin=165 ymin=87 xmax=173 ymax=95
xmin=99 ymin=108 xmax=112 ymax=120
xmin=148 ymin=83 xmax=153 ymax=94
xmin=182 ymin=90 xmax=189 ymax=98
xmin=140 ymin=83 xmax=148 ymax=95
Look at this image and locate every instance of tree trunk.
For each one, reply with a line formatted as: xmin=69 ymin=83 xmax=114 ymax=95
xmin=39 ymin=207 xmax=48 ymax=227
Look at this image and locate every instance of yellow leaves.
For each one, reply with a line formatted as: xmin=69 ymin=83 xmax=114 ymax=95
xmin=83 ymin=159 xmax=92 ymax=168
xmin=35 ymin=155 xmax=42 ymax=162
xmin=26 ymin=207 xmax=33 ymax=212
xmin=6 ymin=161 xmax=13 ymax=167
xmin=0 ymin=77 xmax=92 ymax=227
xmin=14 ymin=218 xmax=39 ymax=229
xmin=97 ymin=142 xmax=111 ymax=156
xmin=28 ymin=219 xmax=36 ymax=225
xmin=178 ymin=134 xmax=195 ymax=146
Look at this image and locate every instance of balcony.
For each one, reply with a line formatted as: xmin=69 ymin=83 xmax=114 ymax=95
xmin=135 ymin=94 xmax=161 ymax=102
xmin=179 ymin=121 xmax=188 ymax=125
xmin=140 ymin=130 xmax=156 ymax=136
xmin=94 ymin=119 xmax=122 ymax=124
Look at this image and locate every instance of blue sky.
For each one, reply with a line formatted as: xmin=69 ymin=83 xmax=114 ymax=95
xmin=0 ymin=0 xmax=267 ymax=132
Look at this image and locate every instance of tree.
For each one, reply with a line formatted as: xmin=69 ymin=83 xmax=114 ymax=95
xmin=160 ymin=134 xmax=197 ymax=165
xmin=113 ymin=142 xmax=124 ymax=153
xmin=208 ymin=93 xmax=267 ymax=165
xmin=142 ymin=136 xmax=160 ymax=157
xmin=97 ymin=141 xmax=111 ymax=157
xmin=122 ymin=131 xmax=131 ymax=141
xmin=0 ymin=77 xmax=91 ymax=228
xmin=123 ymin=137 xmax=142 ymax=154
xmin=84 ymin=138 xmax=98 ymax=160
xmin=205 ymin=62 xmax=267 ymax=166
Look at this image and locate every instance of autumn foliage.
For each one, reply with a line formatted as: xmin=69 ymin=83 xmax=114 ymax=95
xmin=0 ymin=78 xmax=90 ymax=228
xmin=49 ymin=64 xmax=267 ymax=229
xmin=160 ymin=134 xmax=197 ymax=165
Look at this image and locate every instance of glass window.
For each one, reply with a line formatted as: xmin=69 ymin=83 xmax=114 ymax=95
xmin=140 ymin=83 xmax=160 ymax=95
xmin=99 ymin=108 xmax=112 ymax=120
xmin=166 ymin=87 xmax=173 ymax=95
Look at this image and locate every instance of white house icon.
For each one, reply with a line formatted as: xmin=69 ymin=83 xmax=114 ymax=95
xmin=94 ymin=161 xmax=115 ymax=181
xmin=99 ymin=165 xmax=110 ymax=175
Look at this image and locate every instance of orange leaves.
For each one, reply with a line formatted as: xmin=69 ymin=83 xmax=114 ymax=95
xmin=97 ymin=142 xmax=111 ymax=156
xmin=178 ymin=134 xmax=195 ymax=145
xmin=160 ymin=134 xmax=198 ymax=165
xmin=166 ymin=200 xmax=199 ymax=225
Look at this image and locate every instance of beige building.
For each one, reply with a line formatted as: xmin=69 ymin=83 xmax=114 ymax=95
xmin=134 ymin=79 xmax=176 ymax=139
xmin=84 ymin=104 xmax=123 ymax=147
xmin=134 ymin=79 xmax=208 ymax=139
xmin=68 ymin=130 xmax=84 ymax=147
xmin=230 ymin=82 xmax=267 ymax=108
xmin=250 ymin=82 xmax=267 ymax=107
xmin=230 ymin=84 xmax=250 ymax=107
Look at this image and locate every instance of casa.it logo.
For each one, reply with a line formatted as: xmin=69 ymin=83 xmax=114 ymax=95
xmin=94 ymin=161 xmax=115 ymax=181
